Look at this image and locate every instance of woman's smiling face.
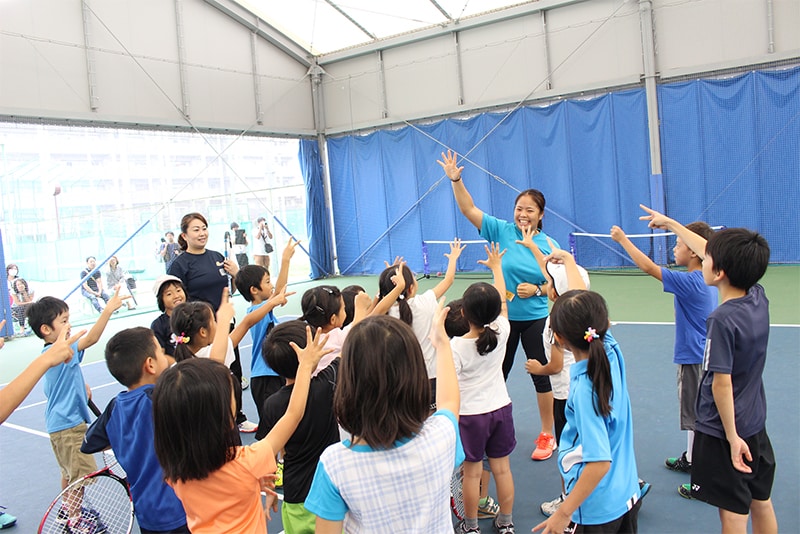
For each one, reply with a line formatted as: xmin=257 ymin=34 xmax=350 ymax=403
xmin=514 ymin=195 xmax=543 ymax=231
xmin=182 ymin=218 xmax=208 ymax=251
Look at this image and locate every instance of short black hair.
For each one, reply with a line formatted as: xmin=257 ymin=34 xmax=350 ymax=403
xmin=444 ymin=299 xmax=469 ymax=338
xmin=156 ymin=280 xmax=186 ymax=313
xmin=300 ymin=285 xmax=342 ymax=329
xmin=705 ymin=228 xmax=770 ymax=290
xmin=230 ymin=222 xmax=240 ymax=229
xmin=27 ymin=297 xmax=69 ymax=340
xmin=263 ymin=320 xmax=308 ymax=379
xmin=105 ymin=327 xmax=158 ymax=387
xmin=85 ymin=256 xmax=96 ymax=263
xmin=234 ymin=265 xmax=269 ymax=303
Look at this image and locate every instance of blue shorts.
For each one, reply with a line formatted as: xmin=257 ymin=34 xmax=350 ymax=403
xmin=459 ymin=403 xmax=516 ymax=462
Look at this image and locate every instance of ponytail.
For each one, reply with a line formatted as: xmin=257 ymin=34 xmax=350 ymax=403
xmin=170 ymin=301 xmax=213 ymax=362
xmin=462 ymin=282 xmax=502 ymax=355
xmin=475 ymin=325 xmax=499 ymax=356
xmin=377 ymin=264 xmax=415 ymax=327
xmin=586 ymin=335 xmax=612 ymax=416
xmin=178 ymin=212 xmax=208 ymax=252
xmin=550 ymin=290 xmax=613 ymax=417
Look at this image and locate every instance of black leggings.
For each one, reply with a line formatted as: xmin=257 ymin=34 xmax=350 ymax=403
xmin=503 ymin=317 xmax=551 ymax=393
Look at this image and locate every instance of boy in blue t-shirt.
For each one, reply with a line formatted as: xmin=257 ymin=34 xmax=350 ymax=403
xmin=27 ymin=290 xmax=126 ymax=529
xmin=82 ymin=327 xmax=188 ymax=533
xmin=640 ymin=206 xmax=777 ymax=534
xmin=233 ymin=238 xmax=298 ymax=438
xmin=611 ymin=221 xmax=718 ymax=488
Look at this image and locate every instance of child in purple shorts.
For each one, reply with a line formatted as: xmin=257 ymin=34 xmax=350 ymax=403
xmin=451 ymin=243 xmax=516 ymax=534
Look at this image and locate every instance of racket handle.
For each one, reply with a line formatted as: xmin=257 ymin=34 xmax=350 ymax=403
xmin=88 ymin=398 xmax=101 ymax=417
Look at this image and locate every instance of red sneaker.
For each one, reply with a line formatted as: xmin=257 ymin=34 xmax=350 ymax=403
xmin=531 ymin=432 xmax=556 ymax=461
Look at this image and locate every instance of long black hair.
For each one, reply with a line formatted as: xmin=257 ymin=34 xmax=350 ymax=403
xmin=549 ymin=290 xmax=612 ymax=417
xmin=377 ymin=264 xmax=415 ymax=326
xmin=462 ymin=282 xmax=501 ymax=355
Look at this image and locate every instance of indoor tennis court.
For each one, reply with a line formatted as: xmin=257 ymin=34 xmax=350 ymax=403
xmin=1 ymin=0 xmax=799 ymax=532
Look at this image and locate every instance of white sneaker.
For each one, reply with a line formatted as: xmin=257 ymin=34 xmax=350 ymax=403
xmin=540 ymin=494 xmax=565 ymax=517
xmin=241 ymin=377 xmax=250 ymax=390
xmin=238 ymin=420 xmax=258 ymax=433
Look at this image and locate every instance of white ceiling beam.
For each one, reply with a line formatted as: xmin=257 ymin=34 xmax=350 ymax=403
xmin=202 ymin=0 xmax=313 ymax=68
xmin=318 ymin=0 xmax=591 ymax=65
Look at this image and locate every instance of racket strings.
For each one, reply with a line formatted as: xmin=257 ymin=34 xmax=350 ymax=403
xmin=40 ymin=473 xmax=133 ymax=534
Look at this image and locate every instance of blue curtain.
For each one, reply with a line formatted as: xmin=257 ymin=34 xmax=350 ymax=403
xmin=324 ymin=67 xmax=799 ymax=274
xmin=298 ymin=139 xmax=334 ymax=279
xmin=659 ymin=67 xmax=800 ymax=263
xmin=328 ymin=89 xmax=652 ymax=273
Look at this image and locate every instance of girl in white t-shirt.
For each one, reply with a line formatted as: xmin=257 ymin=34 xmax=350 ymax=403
xmin=377 ymin=239 xmax=464 ymax=406
xmin=451 ymin=243 xmax=516 ymax=534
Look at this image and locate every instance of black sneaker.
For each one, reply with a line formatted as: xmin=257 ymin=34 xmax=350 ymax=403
xmin=455 ymin=520 xmax=481 ymax=533
xmin=678 ymin=483 xmax=694 ymax=500
xmin=665 ymin=451 xmax=691 ymax=473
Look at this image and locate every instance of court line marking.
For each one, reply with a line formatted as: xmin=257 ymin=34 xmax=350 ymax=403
xmin=0 ymin=422 xmax=49 ymax=438
xmin=15 ymin=381 xmax=119 ymax=412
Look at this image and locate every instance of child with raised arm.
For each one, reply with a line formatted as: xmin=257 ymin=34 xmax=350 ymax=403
xmin=305 ymin=302 xmax=464 ymax=533
xmin=377 ymin=239 xmax=465 ymax=407
xmin=533 ymin=289 xmax=641 ymax=534
xmin=611 ymin=220 xmax=717 ymax=489
xmin=640 ymin=205 xmax=777 ymax=534
xmin=152 ymin=328 xmax=330 ymax=534
xmin=258 ymin=320 xmax=342 ymax=533
xmin=26 ymin=288 xmax=127 ymax=529
xmin=234 ymin=238 xmax=298 ymax=435
xmin=452 ymin=243 xmax=516 ymax=534
xmin=82 ymin=327 xmax=188 ymax=533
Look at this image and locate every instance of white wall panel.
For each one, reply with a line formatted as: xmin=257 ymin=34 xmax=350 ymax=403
xmin=383 ymin=36 xmax=459 ymax=120
xmin=1 ymin=0 xmax=797 ymax=134
xmin=0 ymin=0 xmax=91 ymax=115
xmin=253 ymin=39 xmax=315 ymax=134
xmin=772 ymin=0 xmax=800 ymax=52
xmin=322 ymin=55 xmax=383 ymax=131
xmin=654 ymin=0 xmax=778 ymax=76
xmin=546 ymin=0 xmax=641 ymax=90
xmin=458 ymin=15 xmax=550 ymax=105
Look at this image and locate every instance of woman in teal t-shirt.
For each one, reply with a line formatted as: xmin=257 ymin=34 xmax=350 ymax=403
xmin=439 ymin=150 xmax=559 ymax=462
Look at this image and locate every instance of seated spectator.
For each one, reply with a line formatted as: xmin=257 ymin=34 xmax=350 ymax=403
xmin=81 ymin=256 xmax=110 ymax=313
xmin=106 ymin=256 xmax=136 ymax=310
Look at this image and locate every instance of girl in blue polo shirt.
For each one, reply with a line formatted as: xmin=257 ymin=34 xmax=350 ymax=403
xmin=534 ymin=290 xmax=641 ymax=534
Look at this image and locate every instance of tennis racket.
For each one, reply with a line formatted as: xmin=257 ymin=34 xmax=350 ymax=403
xmin=38 ymin=465 xmax=133 ymax=534
xmin=450 ymin=466 xmax=465 ymax=520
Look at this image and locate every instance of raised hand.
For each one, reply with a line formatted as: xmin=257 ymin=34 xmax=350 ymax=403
xmin=477 ymin=242 xmax=506 ymax=271
xmin=282 ymin=238 xmax=300 ymax=264
xmin=384 ymin=256 xmax=404 ymax=269
xmin=445 ymin=238 xmax=466 ymax=262
xmin=42 ymin=325 xmax=87 ymax=367
xmin=437 ymin=150 xmax=464 ymax=182
xmin=216 ymin=287 xmax=236 ymax=324
xmin=610 ymin=225 xmax=629 ymax=243
xmin=639 ymin=204 xmax=673 ymax=230
xmin=291 ymin=327 xmax=332 ymax=369
xmin=267 ymin=286 xmax=295 ymax=309
xmin=105 ymin=285 xmax=128 ymax=313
